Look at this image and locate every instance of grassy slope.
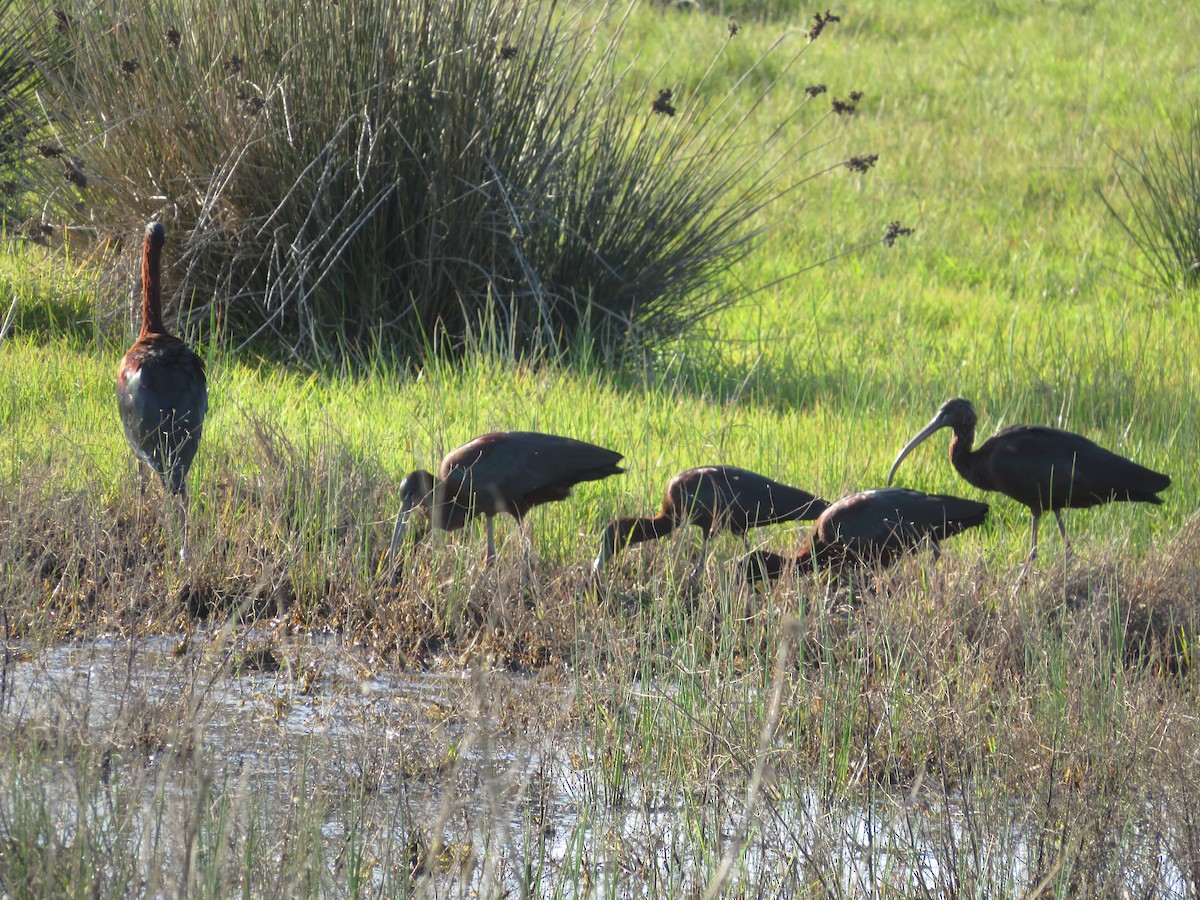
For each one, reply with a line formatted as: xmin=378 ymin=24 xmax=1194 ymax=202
xmin=3 ymin=0 xmax=1195 ymax=573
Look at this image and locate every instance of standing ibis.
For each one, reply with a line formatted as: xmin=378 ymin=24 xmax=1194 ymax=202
xmin=116 ymin=222 xmax=207 ymax=544
xmin=593 ymin=465 xmax=828 ymax=572
xmin=742 ymin=487 xmax=989 ymax=584
xmin=387 ymin=431 xmax=624 ymax=576
xmin=887 ymin=397 xmax=1170 ymax=559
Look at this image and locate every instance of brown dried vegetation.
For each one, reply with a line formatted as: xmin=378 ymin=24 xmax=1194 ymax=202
xmin=3 ymin=431 xmax=1200 ymax=891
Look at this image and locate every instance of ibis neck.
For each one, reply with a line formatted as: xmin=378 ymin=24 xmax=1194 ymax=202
xmin=624 ymin=514 xmax=678 ymax=546
xmin=140 ymin=238 xmax=167 ymax=337
xmin=948 ymin=426 xmax=976 ymax=479
xmin=795 ymin=537 xmax=818 ymax=571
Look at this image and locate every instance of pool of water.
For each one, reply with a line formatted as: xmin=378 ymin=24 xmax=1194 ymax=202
xmin=0 ymin=633 xmax=1188 ymax=896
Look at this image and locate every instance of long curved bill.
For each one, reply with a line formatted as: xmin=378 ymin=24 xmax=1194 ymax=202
xmin=592 ymin=521 xmax=632 ymax=575
xmin=386 ymin=500 xmax=417 ymax=582
xmin=886 ymin=414 xmax=949 ymax=486
xmin=592 ymin=540 xmax=613 ymax=574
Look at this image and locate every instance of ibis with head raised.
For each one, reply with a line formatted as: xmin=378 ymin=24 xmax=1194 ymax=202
xmin=116 ymin=222 xmax=207 ymax=546
xmin=886 ymin=398 xmax=1170 ymax=559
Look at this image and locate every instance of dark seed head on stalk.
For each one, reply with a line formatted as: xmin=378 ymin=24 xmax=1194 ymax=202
xmin=237 ymin=89 xmax=265 ymax=117
xmin=166 ymin=27 xmax=181 ymax=49
xmin=121 ymin=59 xmax=140 ymax=78
xmin=727 ymin=17 xmax=739 ymax=37
xmin=832 ymin=97 xmax=857 ymax=115
xmin=808 ymin=9 xmax=841 ymax=41
xmin=224 ymin=53 xmax=242 ymax=75
xmin=39 ymin=144 xmax=64 ymax=158
xmin=805 ymin=83 xmax=827 ymax=97
xmin=53 ymin=9 xmax=71 ymax=33
xmin=64 ymin=160 xmax=87 ymax=189
xmin=845 ymin=153 xmax=878 ymax=174
xmin=498 ymin=44 xmax=518 ymax=60
xmin=883 ymin=221 xmax=914 ymax=247
xmin=652 ymin=89 xmax=676 ymax=117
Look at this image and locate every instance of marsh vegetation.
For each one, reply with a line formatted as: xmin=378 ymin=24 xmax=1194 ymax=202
xmin=2 ymin=0 xmax=1200 ymax=896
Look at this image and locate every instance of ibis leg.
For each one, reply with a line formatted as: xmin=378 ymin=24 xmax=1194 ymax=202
xmin=177 ymin=485 xmax=190 ymax=562
xmin=1054 ymin=510 xmax=1072 ymax=562
xmin=691 ymin=532 xmax=711 ymax=579
xmin=484 ymin=516 xmax=497 ymax=567
xmin=520 ymin=518 xmax=533 ymax=570
xmin=1016 ymin=514 xmax=1042 ymax=588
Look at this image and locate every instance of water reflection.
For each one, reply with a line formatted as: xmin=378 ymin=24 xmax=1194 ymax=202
xmin=0 ymin=635 xmax=1189 ymax=897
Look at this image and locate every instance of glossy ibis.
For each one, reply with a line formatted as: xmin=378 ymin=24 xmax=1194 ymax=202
xmin=593 ymin=465 xmax=828 ymax=572
xmin=387 ymin=431 xmax=624 ymax=576
xmin=742 ymin=487 xmax=989 ymax=584
xmin=887 ymin=398 xmax=1170 ymax=559
xmin=116 ymin=222 xmax=208 ymax=539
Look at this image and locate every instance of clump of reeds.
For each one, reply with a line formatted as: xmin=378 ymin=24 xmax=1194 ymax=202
xmin=1101 ymin=102 xmax=1200 ymax=293
xmin=25 ymin=0 xmax=865 ymax=365
xmin=0 ymin=0 xmax=39 ymax=223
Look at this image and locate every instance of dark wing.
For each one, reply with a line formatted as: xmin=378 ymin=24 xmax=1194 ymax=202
xmin=441 ymin=431 xmax=623 ymax=519
xmin=117 ymin=337 xmax=208 ymax=493
xmin=896 ymin=490 xmax=990 ymax=540
xmin=673 ymin=466 xmax=827 ymax=535
xmin=979 ymin=425 xmax=1169 ymax=513
xmin=816 ymin=488 xmax=987 ymax=560
xmin=712 ymin=466 xmax=828 ymax=531
xmin=813 ymin=491 xmax=886 ymax=545
xmin=663 ymin=468 xmax=720 ymax=530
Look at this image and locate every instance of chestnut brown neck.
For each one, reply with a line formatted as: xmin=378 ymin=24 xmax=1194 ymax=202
xmin=948 ymin=424 xmax=977 ymax=480
xmin=140 ymin=231 xmax=167 ymax=337
xmin=621 ymin=514 xmax=678 ymax=548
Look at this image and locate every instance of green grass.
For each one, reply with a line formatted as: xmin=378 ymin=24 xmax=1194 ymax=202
xmin=5 ymin=2 xmax=1195 ymax=562
xmin=3 ymin=0 xmax=1200 ymax=895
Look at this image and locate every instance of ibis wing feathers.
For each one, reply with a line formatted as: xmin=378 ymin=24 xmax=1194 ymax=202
xmin=668 ymin=466 xmax=827 ymax=534
xmin=977 ymin=425 xmax=1170 ymax=514
xmin=439 ymin=431 xmax=623 ymax=521
xmin=117 ymin=337 xmax=208 ymax=494
xmin=712 ymin=466 xmax=828 ymax=527
xmin=811 ymin=488 xmax=988 ymax=568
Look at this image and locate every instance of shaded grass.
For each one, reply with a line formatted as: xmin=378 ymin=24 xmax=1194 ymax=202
xmin=0 ymin=0 xmax=39 ymax=223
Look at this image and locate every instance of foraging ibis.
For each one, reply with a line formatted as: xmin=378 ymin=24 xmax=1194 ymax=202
xmin=387 ymin=431 xmax=624 ymax=574
xmin=887 ymin=398 xmax=1170 ymax=559
xmin=593 ymin=465 xmax=828 ymax=572
xmin=116 ymin=222 xmax=207 ymax=509
xmin=742 ymin=488 xmax=988 ymax=584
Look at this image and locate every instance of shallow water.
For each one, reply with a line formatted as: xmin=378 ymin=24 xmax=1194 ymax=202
xmin=0 ymin=634 xmax=1189 ymax=897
